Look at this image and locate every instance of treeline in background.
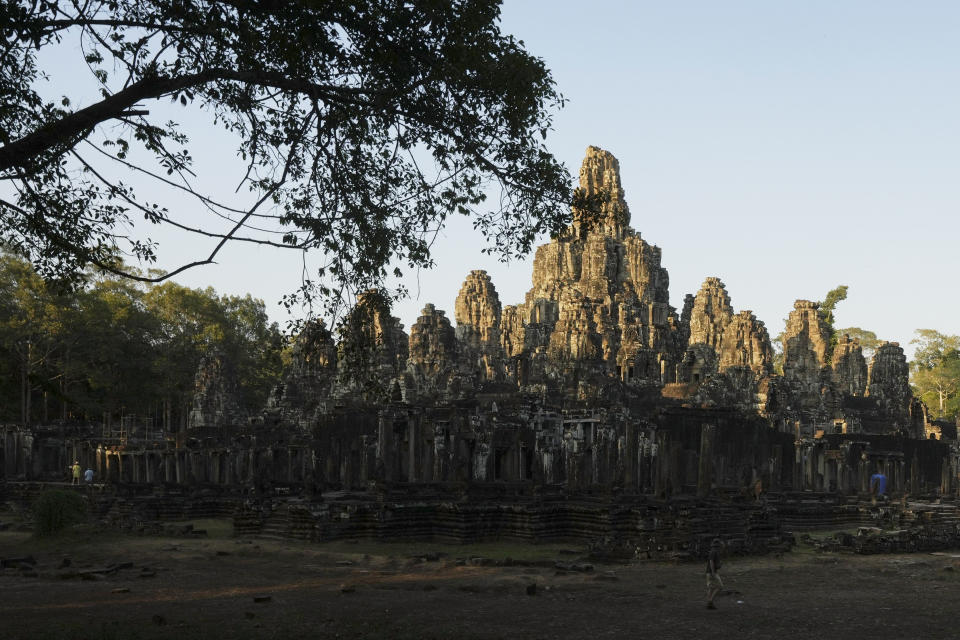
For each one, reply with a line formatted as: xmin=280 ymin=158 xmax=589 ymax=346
xmin=0 ymin=252 xmax=285 ymax=430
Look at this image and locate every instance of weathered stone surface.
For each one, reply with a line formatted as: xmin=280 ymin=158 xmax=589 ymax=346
xmin=867 ymin=342 xmax=912 ymax=425
xmin=832 ymin=334 xmax=868 ymax=397
xmin=333 ymin=291 xmax=408 ymax=401
xmin=717 ymin=310 xmax=773 ymax=374
xmin=696 ymin=365 xmax=764 ymax=411
xmin=159 ymin=144 xmax=945 ymax=508
xmin=455 ymin=271 xmax=502 ymax=350
xmin=188 ymin=351 xmax=246 ymax=431
xmin=406 ymin=304 xmax=459 ymax=400
xmin=687 ymin=277 xmax=733 ymax=353
xmin=572 ymin=145 xmax=631 ymax=239
xmin=783 ymin=300 xmax=831 ymax=374
xmin=455 ymin=270 xmax=505 ymax=383
xmin=679 ymin=343 xmax=718 ymax=385
xmin=508 ymin=146 xmax=673 ymax=387
xmin=274 ymin=320 xmax=336 ymax=430
xmin=500 ymin=304 xmax=526 ymax=359
xmin=780 ymin=300 xmax=834 ymax=422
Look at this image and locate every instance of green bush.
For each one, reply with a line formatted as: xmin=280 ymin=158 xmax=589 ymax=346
xmin=32 ymin=490 xmax=88 ymax=537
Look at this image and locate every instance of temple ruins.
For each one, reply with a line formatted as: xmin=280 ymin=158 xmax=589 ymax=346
xmin=3 ymin=147 xmax=960 ymax=552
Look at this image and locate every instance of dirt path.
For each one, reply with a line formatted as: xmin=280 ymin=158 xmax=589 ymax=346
xmin=2 ymin=528 xmax=959 ymax=639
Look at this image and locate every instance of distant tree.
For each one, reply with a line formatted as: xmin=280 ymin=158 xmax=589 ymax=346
xmin=816 ymin=285 xmax=848 ymax=359
xmin=770 ymin=285 xmax=849 ymax=373
xmin=911 ymin=329 xmax=960 ymax=420
xmin=817 ymin=285 xmax=848 ymax=328
xmin=0 ymin=252 xmax=73 ymax=424
xmin=0 ymin=252 xmax=282 ymax=428
xmin=834 ymin=326 xmax=881 ymax=360
xmin=0 ymin=0 xmax=588 ymax=316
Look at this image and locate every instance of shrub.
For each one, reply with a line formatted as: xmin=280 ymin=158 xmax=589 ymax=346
xmin=32 ymin=490 xmax=88 ymax=537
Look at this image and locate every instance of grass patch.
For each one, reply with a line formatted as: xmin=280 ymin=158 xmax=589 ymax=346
xmin=32 ymin=490 xmax=88 ymax=537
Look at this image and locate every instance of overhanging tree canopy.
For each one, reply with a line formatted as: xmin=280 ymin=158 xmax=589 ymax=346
xmin=1 ymin=0 xmax=581 ymax=313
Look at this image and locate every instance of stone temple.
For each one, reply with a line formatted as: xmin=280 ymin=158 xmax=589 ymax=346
xmin=3 ymin=147 xmax=959 ymax=552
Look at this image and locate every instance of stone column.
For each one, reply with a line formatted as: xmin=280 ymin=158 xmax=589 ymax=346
xmin=697 ymin=424 xmax=716 ymax=498
xmin=377 ymin=411 xmax=393 ymax=482
xmin=624 ymin=422 xmax=637 ymax=493
xmin=408 ymin=419 xmax=418 ymax=483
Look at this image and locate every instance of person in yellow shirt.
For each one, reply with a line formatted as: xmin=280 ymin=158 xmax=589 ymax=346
xmin=71 ymin=461 xmax=81 ymax=485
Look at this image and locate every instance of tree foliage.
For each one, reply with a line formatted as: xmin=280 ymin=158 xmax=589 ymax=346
xmin=834 ymin=326 xmax=880 ymax=359
xmin=911 ymin=329 xmax=960 ymax=420
xmin=816 ymin=284 xmax=848 ymax=359
xmin=0 ymin=0 xmax=584 ymax=315
xmin=0 ymin=251 xmax=284 ymax=428
xmin=817 ymin=285 xmax=848 ymax=328
xmin=32 ymin=489 xmax=87 ymax=537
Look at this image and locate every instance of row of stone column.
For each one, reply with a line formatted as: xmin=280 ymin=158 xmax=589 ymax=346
xmin=94 ymin=445 xmax=317 ymax=486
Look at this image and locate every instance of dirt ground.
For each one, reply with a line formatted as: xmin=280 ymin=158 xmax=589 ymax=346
xmin=2 ymin=520 xmax=960 ymax=640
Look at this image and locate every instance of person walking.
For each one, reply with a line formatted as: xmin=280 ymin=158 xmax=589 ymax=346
xmin=870 ymin=468 xmax=888 ymax=505
xmin=71 ymin=460 xmax=81 ymax=485
xmin=83 ymin=467 xmax=94 ymax=485
xmin=706 ymin=538 xmax=723 ymax=609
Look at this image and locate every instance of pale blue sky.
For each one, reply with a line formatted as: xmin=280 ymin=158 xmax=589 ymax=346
xmin=403 ymin=0 xmax=960 ymax=356
xmin=18 ymin=1 xmax=960 ymax=357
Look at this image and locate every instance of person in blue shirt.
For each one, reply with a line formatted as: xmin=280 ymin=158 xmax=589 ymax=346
xmin=870 ymin=469 xmax=888 ymax=504
xmin=83 ymin=468 xmax=94 ymax=484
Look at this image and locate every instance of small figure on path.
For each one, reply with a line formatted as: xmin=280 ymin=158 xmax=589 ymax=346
xmin=71 ymin=461 xmax=81 ymax=485
xmin=706 ymin=538 xmax=723 ymax=610
xmin=84 ymin=468 xmax=94 ymax=485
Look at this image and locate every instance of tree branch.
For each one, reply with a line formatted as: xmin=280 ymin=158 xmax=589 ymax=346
xmin=0 ymin=68 xmax=379 ymax=174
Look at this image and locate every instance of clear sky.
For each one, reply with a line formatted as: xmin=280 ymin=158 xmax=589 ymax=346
xmin=21 ymin=1 xmax=960 ymax=357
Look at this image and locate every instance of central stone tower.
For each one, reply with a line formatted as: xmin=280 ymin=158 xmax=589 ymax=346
xmin=499 ymin=146 xmax=677 ymax=393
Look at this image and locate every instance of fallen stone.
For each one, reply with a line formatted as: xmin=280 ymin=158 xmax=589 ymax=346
xmin=112 ymin=588 xmax=130 ymax=594
xmin=336 ymin=560 xmax=354 ymax=566
xmin=58 ymin=558 xmax=71 ymax=569
xmin=252 ymin=595 xmax=272 ymax=603
xmin=595 ymin=572 xmax=619 ymax=582
xmin=216 ymin=551 xmax=230 ymax=556
xmin=526 ymin=583 xmax=537 ymax=596
xmin=151 ymin=615 xmax=166 ymax=626
xmin=340 ymin=584 xmax=356 ymax=593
